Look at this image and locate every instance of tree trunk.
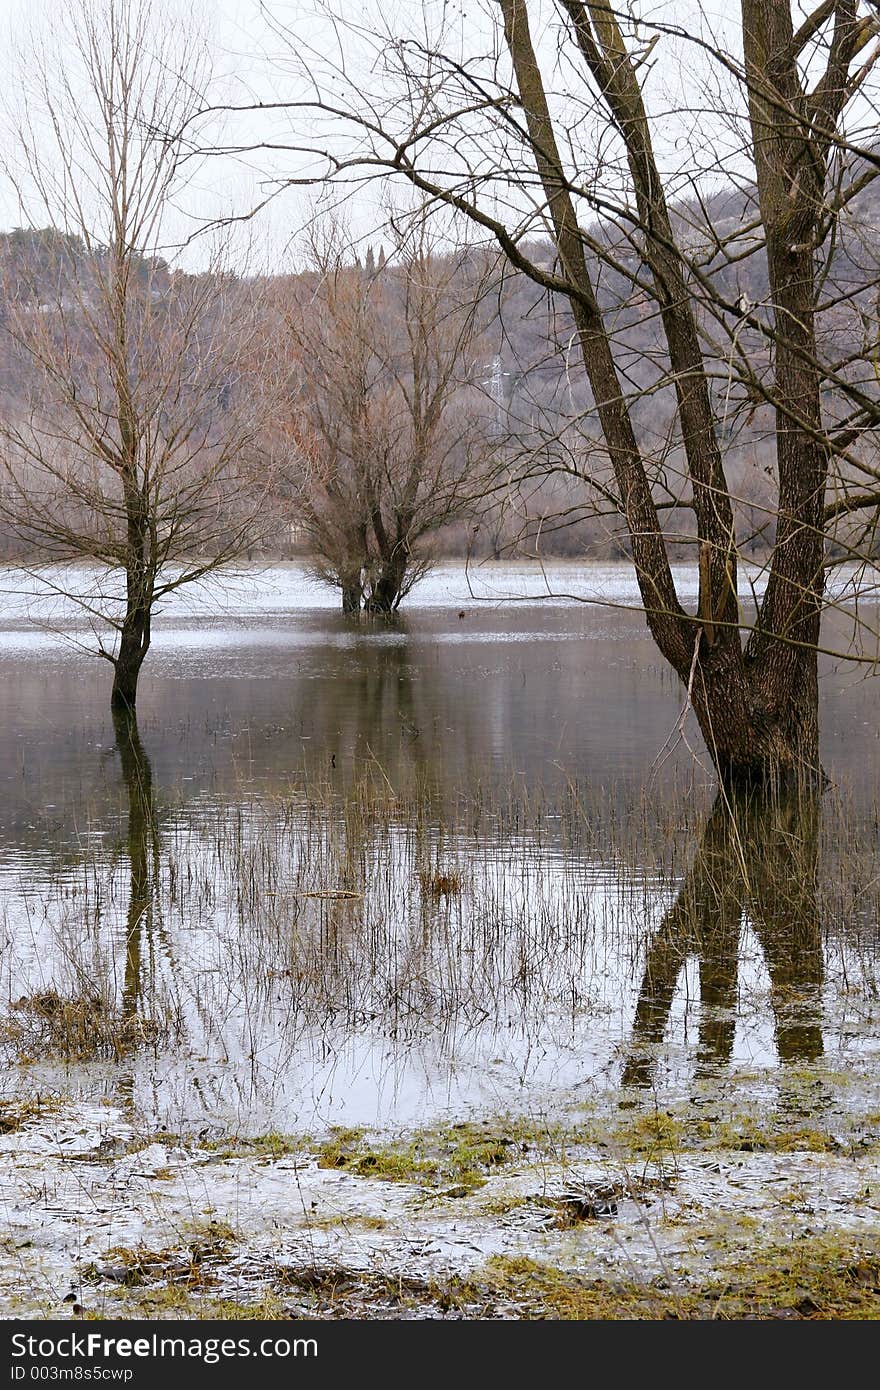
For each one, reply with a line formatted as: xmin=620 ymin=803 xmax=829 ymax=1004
xmin=364 ymin=550 xmax=408 ymax=614
xmin=112 ymin=475 xmax=153 ymax=712
xmin=491 ymin=1 xmax=843 ymax=791
xmin=340 ymin=573 xmax=363 ymax=614
xmin=111 ymin=616 xmax=150 ymax=711
xmin=687 ymin=641 xmax=821 ymax=792
xmin=111 ymin=563 xmax=152 ymax=712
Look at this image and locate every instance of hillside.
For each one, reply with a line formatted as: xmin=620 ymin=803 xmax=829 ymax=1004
xmin=1 ymin=162 xmax=879 ymax=561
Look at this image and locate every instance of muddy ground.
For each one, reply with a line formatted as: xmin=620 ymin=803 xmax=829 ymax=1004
xmin=2 ymin=1062 xmax=879 ymax=1321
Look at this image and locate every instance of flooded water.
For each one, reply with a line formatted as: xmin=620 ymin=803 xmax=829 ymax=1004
xmin=0 ymin=561 xmax=878 ymax=1139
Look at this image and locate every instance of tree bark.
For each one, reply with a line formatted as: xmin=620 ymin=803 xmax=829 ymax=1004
xmin=364 ymin=534 xmax=410 ymax=614
xmin=365 ymin=563 xmax=407 ymax=613
xmin=340 ymin=572 xmax=363 ymax=614
xmin=111 ymin=497 xmax=152 ymax=711
xmin=111 ymin=614 xmax=150 ymax=711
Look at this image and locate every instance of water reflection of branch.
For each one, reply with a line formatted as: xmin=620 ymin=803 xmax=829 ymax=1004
xmin=622 ymin=790 xmax=823 ymax=1088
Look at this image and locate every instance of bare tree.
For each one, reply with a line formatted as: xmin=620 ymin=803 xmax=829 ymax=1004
xmin=0 ymin=0 xmax=271 ymax=710
xmin=217 ymin=0 xmax=880 ymax=787
xmin=265 ymin=214 xmax=498 ymax=613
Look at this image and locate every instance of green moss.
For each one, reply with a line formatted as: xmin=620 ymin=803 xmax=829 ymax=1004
xmin=712 ymin=1119 xmax=838 ymax=1153
xmin=612 ymin=1110 xmax=685 ymax=1156
xmin=461 ymin=1240 xmax=880 ymax=1319
xmin=312 ymin=1116 xmax=559 ymax=1192
xmin=192 ymin=1102 xmax=873 ymax=1176
xmin=115 ymin=1287 xmax=294 ymax=1319
xmin=84 ymin=1221 xmax=237 ymax=1292
xmin=313 ymin=1126 xmax=366 ymax=1168
xmin=77 ymin=1233 xmax=880 ymax=1321
xmin=708 ymin=1238 xmax=880 ymax=1320
xmin=187 ymin=1218 xmax=237 ymax=1245
xmin=478 ymin=1256 xmax=686 ymax=1318
xmin=200 ymin=1131 xmax=305 ymax=1162
xmin=193 ymin=1295 xmax=299 ymax=1319
xmin=607 ymin=1098 xmax=877 ymax=1161
xmin=316 ymin=1133 xmax=438 ymax=1184
xmin=476 ymin=1194 xmax=528 ymax=1218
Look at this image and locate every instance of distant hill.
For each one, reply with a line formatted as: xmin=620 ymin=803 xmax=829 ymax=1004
xmin=1 ymin=162 xmax=878 ymax=561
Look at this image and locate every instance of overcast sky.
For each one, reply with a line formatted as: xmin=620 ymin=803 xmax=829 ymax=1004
xmin=0 ymin=0 xmax=867 ymax=272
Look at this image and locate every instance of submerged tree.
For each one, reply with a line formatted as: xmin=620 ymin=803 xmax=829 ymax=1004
xmin=0 ymin=0 xmax=270 ymax=710
xmin=231 ymin=0 xmax=880 ymax=786
xmin=266 ymin=215 xmax=497 ymax=613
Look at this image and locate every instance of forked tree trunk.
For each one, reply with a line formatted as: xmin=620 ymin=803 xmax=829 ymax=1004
xmin=365 ymin=572 xmax=404 ymax=613
xmin=364 ymin=547 xmax=409 ymax=614
xmin=679 ymin=631 xmax=822 ymax=791
xmin=496 ymin=0 xmax=843 ymax=791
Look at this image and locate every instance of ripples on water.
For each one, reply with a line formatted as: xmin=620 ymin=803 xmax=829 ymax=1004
xmin=0 ymin=562 xmax=877 ymax=1135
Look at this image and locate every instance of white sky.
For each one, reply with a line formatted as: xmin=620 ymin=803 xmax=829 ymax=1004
xmin=0 ymin=0 xmax=437 ymax=270
xmin=0 ymin=0 xmax=288 ymax=269
xmin=0 ymin=0 xmax=871 ymax=272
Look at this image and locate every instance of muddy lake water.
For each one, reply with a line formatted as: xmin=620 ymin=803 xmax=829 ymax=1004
xmin=1 ymin=560 xmax=879 ymax=1318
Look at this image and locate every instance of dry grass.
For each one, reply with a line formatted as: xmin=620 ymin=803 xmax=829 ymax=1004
xmin=1 ymin=989 xmax=169 ymax=1061
xmin=1 ymin=766 xmax=878 ymax=1104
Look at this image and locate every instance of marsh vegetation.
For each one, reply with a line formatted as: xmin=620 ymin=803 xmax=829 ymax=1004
xmin=0 ymin=564 xmax=878 ymax=1317
xmin=2 ymin=0 xmax=880 ymax=1321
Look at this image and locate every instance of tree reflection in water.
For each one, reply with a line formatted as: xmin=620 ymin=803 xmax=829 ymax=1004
xmin=622 ymin=790 xmax=824 ymax=1087
xmin=111 ymin=705 xmax=165 ymax=1065
xmin=108 ymin=686 xmax=828 ymax=1111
